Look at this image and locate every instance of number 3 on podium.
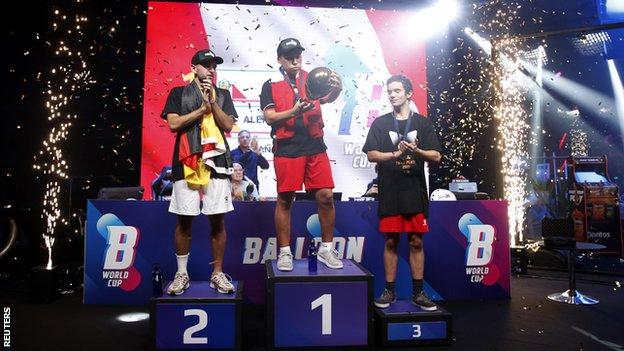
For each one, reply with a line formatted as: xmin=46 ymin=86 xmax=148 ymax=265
xmin=412 ymin=324 xmax=421 ymax=338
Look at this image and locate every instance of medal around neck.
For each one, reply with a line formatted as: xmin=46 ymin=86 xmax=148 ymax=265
xmin=388 ymin=130 xmax=418 ymax=146
xmin=405 ymin=130 xmax=417 ymax=143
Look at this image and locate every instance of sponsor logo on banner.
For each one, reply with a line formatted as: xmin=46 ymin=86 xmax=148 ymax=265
xmin=587 ymin=231 xmax=610 ymax=239
xmin=242 ymin=214 xmax=366 ymax=264
xmin=459 ymin=213 xmax=500 ymax=286
xmin=242 ymin=236 xmax=366 ymax=264
xmin=97 ymin=213 xmax=142 ymax=291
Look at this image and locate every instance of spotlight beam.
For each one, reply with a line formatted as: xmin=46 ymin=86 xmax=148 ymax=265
xmin=529 ymin=46 xmax=544 ymax=174
xmin=520 ymin=60 xmax=616 ymax=121
xmin=519 ymin=57 xmax=623 ymax=141
xmin=607 ymin=59 xmax=624 ymax=148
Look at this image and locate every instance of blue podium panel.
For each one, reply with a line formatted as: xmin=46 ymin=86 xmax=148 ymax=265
xmin=375 ymin=300 xmax=452 ymax=347
xmin=266 ymin=260 xmax=373 ymax=350
xmin=151 ymin=281 xmax=242 ymax=350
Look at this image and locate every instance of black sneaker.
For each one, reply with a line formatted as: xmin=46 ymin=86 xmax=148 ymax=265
xmin=413 ymin=291 xmax=437 ymax=311
xmin=374 ymin=289 xmax=396 ymax=308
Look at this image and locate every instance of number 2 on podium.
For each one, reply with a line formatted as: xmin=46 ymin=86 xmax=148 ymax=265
xmin=310 ymin=294 xmax=332 ymax=335
xmin=184 ymin=309 xmax=208 ymax=344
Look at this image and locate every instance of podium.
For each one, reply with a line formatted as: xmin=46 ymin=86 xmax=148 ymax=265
xmin=266 ymin=259 xmax=373 ymax=349
xmin=375 ymin=300 xmax=452 ymax=347
xmin=151 ymin=281 xmax=243 ymax=350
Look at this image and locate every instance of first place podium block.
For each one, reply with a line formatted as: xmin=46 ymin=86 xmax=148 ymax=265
xmin=375 ymin=300 xmax=452 ymax=348
xmin=266 ymin=259 xmax=373 ymax=350
xmin=151 ymin=281 xmax=243 ymax=350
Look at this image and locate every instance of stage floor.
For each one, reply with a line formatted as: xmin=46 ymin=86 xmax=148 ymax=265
xmin=2 ymin=270 xmax=623 ymax=350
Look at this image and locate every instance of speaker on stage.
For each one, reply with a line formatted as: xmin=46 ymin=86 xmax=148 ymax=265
xmin=449 ymin=178 xmax=479 ymax=200
xmin=510 ymin=247 xmax=528 ymax=274
xmin=542 ymin=218 xmax=575 ymax=248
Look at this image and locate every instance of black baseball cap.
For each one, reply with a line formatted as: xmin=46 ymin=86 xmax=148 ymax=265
xmin=277 ymin=38 xmax=305 ymax=57
xmin=191 ymin=49 xmax=224 ymax=66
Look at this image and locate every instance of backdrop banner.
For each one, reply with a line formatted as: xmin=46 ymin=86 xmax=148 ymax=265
xmin=140 ymin=2 xmax=428 ymax=199
xmin=85 ymin=200 xmax=510 ymax=304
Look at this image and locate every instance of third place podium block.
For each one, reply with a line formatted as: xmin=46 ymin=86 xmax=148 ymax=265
xmin=266 ymin=259 xmax=373 ymax=350
xmin=375 ymin=300 xmax=452 ymax=347
xmin=151 ymin=281 xmax=243 ymax=350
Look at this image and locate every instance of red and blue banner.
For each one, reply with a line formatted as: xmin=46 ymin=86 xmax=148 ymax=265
xmin=85 ymin=200 xmax=510 ymax=304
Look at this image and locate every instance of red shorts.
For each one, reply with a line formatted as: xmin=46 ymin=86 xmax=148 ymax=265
xmin=379 ymin=213 xmax=429 ymax=233
xmin=274 ymin=152 xmax=335 ymax=193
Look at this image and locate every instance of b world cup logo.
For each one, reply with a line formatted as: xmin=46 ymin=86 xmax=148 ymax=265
xmin=98 ymin=213 xmax=142 ymax=291
xmin=458 ymin=213 xmax=500 ymax=286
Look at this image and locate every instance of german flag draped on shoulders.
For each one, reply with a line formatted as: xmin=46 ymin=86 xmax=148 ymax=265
xmin=177 ymin=80 xmax=231 ymax=188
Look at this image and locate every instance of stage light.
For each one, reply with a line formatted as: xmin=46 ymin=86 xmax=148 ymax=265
xmin=536 ymin=46 xmax=545 ymax=87
xmin=116 ymin=312 xmax=150 ymax=323
xmin=410 ymin=0 xmax=459 ymax=39
xmin=606 ymin=0 xmax=624 ymax=14
xmin=520 ymin=45 xmax=547 ymax=69
xmin=435 ymin=0 xmax=459 ymax=21
xmin=607 ymin=59 xmax=624 ymax=147
xmin=463 ymin=27 xmax=519 ymax=71
xmin=463 ymin=27 xmax=491 ymax=56
xmin=570 ymin=130 xmax=589 ymax=156
xmin=573 ymin=31 xmax=612 ymax=56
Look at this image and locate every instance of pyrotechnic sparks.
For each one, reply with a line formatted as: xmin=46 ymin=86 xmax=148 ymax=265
xmin=494 ymin=39 xmax=531 ymax=245
xmin=34 ymin=8 xmax=93 ymax=269
xmin=463 ymin=2 xmax=545 ymax=245
xmin=430 ymin=2 xmax=527 ymax=244
xmin=478 ymin=0 xmax=534 ymax=246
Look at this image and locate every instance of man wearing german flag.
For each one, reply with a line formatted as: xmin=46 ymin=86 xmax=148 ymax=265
xmin=161 ymin=49 xmax=237 ymax=296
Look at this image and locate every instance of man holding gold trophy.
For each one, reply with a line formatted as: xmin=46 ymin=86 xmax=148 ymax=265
xmin=260 ymin=38 xmax=344 ymax=271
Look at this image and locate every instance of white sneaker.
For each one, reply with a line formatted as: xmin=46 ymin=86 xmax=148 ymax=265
xmin=277 ymin=251 xmax=293 ymax=271
xmin=210 ymin=271 xmax=235 ymax=294
xmin=317 ymin=249 xmax=343 ymax=269
xmin=166 ymin=272 xmax=190 ymax=295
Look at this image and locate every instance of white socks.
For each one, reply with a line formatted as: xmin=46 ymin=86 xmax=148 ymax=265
xmin=320 ymin=242 xmax=333 ymax=252
xmin=176 ymin=253 xmax=189 ymax=274
xmin=279 ymin=246 xmax=292 ymax=255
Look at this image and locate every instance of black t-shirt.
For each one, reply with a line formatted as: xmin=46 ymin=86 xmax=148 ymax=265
xmin=362 ymin=112 xmax=442 ymax=218
xmin=161 ymin=86 xmax=238 ymax=181
xmin=260 ymin=79 xmax=326 ymax=157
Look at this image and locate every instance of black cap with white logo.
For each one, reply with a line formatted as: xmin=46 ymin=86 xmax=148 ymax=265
xmin=191 ymin=49 xmax=224 ymax=65
xmin=277 ymin=38 xmax=305 ymax=57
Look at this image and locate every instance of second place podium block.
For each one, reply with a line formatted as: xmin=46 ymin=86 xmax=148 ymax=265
xmin=266 ymin=259 xmax=373 ymax=349
xmin=151 ymin=281 xmax=243 ymax=350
